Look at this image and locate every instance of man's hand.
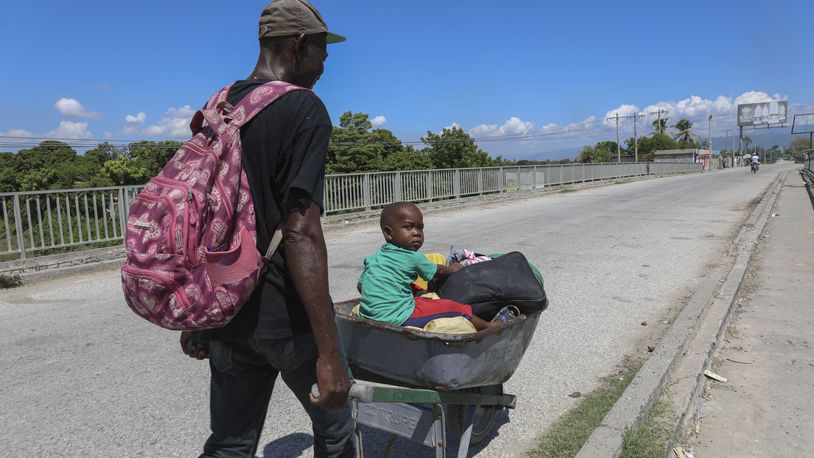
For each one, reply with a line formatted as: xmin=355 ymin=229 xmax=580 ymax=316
xmin=180 ymin=331 xmax=208 ymax=360
xmin=310 ymin=352 xmax=351 ymax=410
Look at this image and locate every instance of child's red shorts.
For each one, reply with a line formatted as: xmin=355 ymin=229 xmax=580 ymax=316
xmin=401 ymin=297 xmax=473 ymax=327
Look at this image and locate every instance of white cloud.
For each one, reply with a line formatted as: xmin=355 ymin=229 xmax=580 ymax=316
xmin=143 ymin=106 xmax=196 ymax=137
xmin=125 ymin=112 xmax=146 ymax=124
xmin=370 ymin=115 xmax=387 ymax=128
xmin=443 ymin=122 xmax=461 ymax=131
xmin=0 ymin=128 xmax=36 ymax=147
xmin=603 ymin=104 xmax=640 ymax=123
xmin=55 ymin=98 xmax=102 ymax=119
xmin=537 ymin=117 xmax=596 ymax=136
xmin=469 ymin=116 xmax=534 ymax=138
xmin=0 ymin=128 xmax=35 ymax=138
xmin=46 ymin=121 xmax=93 ymax=139
xmin=601 ymin=91 xmax=789 ymax=134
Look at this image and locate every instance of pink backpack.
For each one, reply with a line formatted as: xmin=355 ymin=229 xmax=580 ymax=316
xmin=122 ymin=81 xmax=307 ymax=330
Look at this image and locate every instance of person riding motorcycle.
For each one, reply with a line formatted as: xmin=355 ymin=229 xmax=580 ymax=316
xmin=751 ymin=154 xmax=760 ymax=172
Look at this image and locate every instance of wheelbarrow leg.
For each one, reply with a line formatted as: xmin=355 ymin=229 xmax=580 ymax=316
xmin=433 ymin=404 xmax=447 ymax=458
xmin=353 ymin=422 xmax=364 ymax=458
xmin=456 ymin=405 xmax=477 ymax=458
xmin=352 ymin=401 xmax=364 ymax=458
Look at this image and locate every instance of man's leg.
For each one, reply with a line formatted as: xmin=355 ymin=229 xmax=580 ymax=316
xmin=201 ymin=339 xmax=278 ymax=458
xmin=261 ymin=334 xmax=355 ymax=458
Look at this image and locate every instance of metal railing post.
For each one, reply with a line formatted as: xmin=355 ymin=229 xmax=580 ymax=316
xmin=363 ymin=174 xmax=371 ymax=211
xmin=13 ymin=195 xmax=26 ymax=260
xmin=118 ymin=188 xmax=127 ymax=246
xmin=394 ymin=171 xmax=403 ymax=202
xmin=478 ymin=169 xmax=483 ymax=195
xmin=453 ymin=169 xmax=461 ymax=199
xmin=427 ymin=172 xmax=434 ymax=202
xmin=498 ymin=167 xmax=504 ymax=192
xmin=532 ymin=167 xmax=538 ymax=190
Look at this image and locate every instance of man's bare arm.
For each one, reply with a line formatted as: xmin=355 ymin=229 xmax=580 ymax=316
xmin=285 ymin=200 xmax=350 ymax=410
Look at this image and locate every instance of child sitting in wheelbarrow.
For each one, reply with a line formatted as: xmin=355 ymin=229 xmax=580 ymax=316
xmin=357 ymin=202 xmax=504 ymax=331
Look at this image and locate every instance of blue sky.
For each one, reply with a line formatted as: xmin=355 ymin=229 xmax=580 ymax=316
xmin=1 ymin=0 xmax=812 ymax=159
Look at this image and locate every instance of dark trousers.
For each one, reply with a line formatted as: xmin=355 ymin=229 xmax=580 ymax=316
xmin=200 ymin=334 xmax=355 ymax=458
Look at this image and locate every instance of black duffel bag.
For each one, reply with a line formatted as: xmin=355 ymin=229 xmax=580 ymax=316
xmin=435 ymin=251 xmax=548 ymax=320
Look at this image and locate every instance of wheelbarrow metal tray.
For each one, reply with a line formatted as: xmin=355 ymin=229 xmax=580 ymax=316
xmin=334 ymin=300 xmax=541 ymax=390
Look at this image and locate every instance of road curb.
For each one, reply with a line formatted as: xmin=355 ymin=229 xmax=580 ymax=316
xmin=667 ymin=169 xmax=789 ymax=448
xmin=576 ymin=170 xmax=788 ymax=457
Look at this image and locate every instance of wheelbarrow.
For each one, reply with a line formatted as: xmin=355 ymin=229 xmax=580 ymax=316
xmin=324 ymin=300 xmax=543 ymax=457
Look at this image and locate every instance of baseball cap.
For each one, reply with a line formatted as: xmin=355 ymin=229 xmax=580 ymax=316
xmin=258 ymin=0 xmax=345 ymax=44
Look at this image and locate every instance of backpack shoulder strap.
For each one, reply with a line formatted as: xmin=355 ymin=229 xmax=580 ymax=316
xmin=265 ymin=225 xmax=284 ymax=259
xmin=228 ymin=81 xmax=311 ymax=131
xmin=230 ymin=81 xmax=309 ymax=261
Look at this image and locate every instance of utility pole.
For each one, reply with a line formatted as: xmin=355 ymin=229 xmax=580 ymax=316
xmin=603 ymin=112 xmax=623 ymax=162
xmin=633 ymin=114 xmax=639 ymax=161
xmin=722 ymin=128 xmax=733 ymax=168
xmin=653 ymin=109 xmax=668 ymax=134
xmin=708 ymin=115 xmax=712 ymax=171
xmin=606 ymin=111 xmax=666 ymax=163
xmin=614 ymin=113 xmax=621 ymax=162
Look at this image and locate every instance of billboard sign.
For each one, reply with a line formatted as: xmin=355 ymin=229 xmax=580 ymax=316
xmin=791 ymin=113 xmax=814 ymax=134
xmin=737 ymin=101 xmax=787 ymax=127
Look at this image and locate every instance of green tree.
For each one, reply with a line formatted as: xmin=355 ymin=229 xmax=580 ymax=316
xmin=0 ymin=152 xmax=17 ymax=192
xmin=593 ymin=141 xmax=618 ymax=162
xmin=741 ymin=136 xmax=753 ymax=152
xmin=577 ymin=145 xmax=596 ymax=163
xmin=99 ymin=157 xmax=150 ymax=185
xmin=790 ymin=136 xmax=812 ymax=162
xmin=672 ymin=119 xmax=695 ymax=144
xmin=84 ymin=142 xmax=123 ymax=166
xmin=127 ymin=141 xmax=181 ymax=177
xmin=327 ymin=112 xmax=399 ymax=173
xmin=381 ymin=148 xmax=434 ymax=171
xmin=18 ymin=168 xmax=60 ymax=191
xmin=652 ymin=117 xmax=668 ymax=135
xmin=422 ymin=126 xmax=495 ymax=169
xmin=14 ymin=141 xmax=81 ymax=189
xmin=625 ymin=133 xmax=679 ymax=162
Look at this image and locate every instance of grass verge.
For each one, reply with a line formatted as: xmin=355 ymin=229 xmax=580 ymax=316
xmin=620 ymin=399 xmax=674 ymax=457
xmin=558 ymin=188 xmax=576 ymax=193
xmin=0 ymin=273 xmax=23 ymax=289
xmin=529 ymin=359 xmax=642 ymax=457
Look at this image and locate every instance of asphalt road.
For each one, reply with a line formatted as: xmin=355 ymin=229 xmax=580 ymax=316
xmin=0 ymin=164 xmax=794 ymax=457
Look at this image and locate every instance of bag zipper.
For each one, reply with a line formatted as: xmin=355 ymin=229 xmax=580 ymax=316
xmin=133 ymin=193 xmax=177 ymax=253
xmin=122 ymin=265 xmax=192 ymax=315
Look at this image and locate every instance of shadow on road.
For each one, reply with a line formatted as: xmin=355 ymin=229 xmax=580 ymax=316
xmin=261 ymin=432 xmax=313 ymax=457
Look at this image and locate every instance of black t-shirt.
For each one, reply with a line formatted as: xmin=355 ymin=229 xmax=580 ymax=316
xmin=206 ymin=80 xmax=332 ymax=340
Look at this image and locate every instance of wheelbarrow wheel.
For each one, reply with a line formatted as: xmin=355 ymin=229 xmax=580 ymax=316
xmin=447 ymin=385 xmax=502 ymax=446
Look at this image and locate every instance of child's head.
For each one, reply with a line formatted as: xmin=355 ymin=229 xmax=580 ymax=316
xmin=380 ymin=202 xmax=424 ymax=251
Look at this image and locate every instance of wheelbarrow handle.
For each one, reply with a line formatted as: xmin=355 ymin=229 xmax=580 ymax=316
xmin=311 ymin=382 xmax=372 ymax=403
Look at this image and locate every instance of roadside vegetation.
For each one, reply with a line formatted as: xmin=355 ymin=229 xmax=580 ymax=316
xmin=0 ymin=273 xmax=22 ymax=289
xmin=0 ymin=112 xmax=570 ymax=193
xmin=577 ymin=117 xmax=790 ymax=164
xmin=529 ymin=359 xmax=642 ymax=457
xmin=620 ymin=399 xmax=674 ymax=457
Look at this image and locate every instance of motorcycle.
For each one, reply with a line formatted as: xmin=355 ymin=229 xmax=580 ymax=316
xmin=751 ymin=162 xmax=759 ymax=173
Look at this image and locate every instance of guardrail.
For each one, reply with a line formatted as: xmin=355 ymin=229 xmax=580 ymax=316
xmin=0 ymin=162 xmax=700 ymax=260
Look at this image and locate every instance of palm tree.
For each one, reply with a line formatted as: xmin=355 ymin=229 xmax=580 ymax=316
xmin=673 ymin=119 xmax=695 ymax=144
xmin=652 ymin=118 xmax=668 ymax=135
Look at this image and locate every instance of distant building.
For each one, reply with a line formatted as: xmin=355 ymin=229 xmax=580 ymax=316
xmin=653 ymin=148 xmax=700 ymax=163
xmin=654 ymin=148 xmax=718 ymax=170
